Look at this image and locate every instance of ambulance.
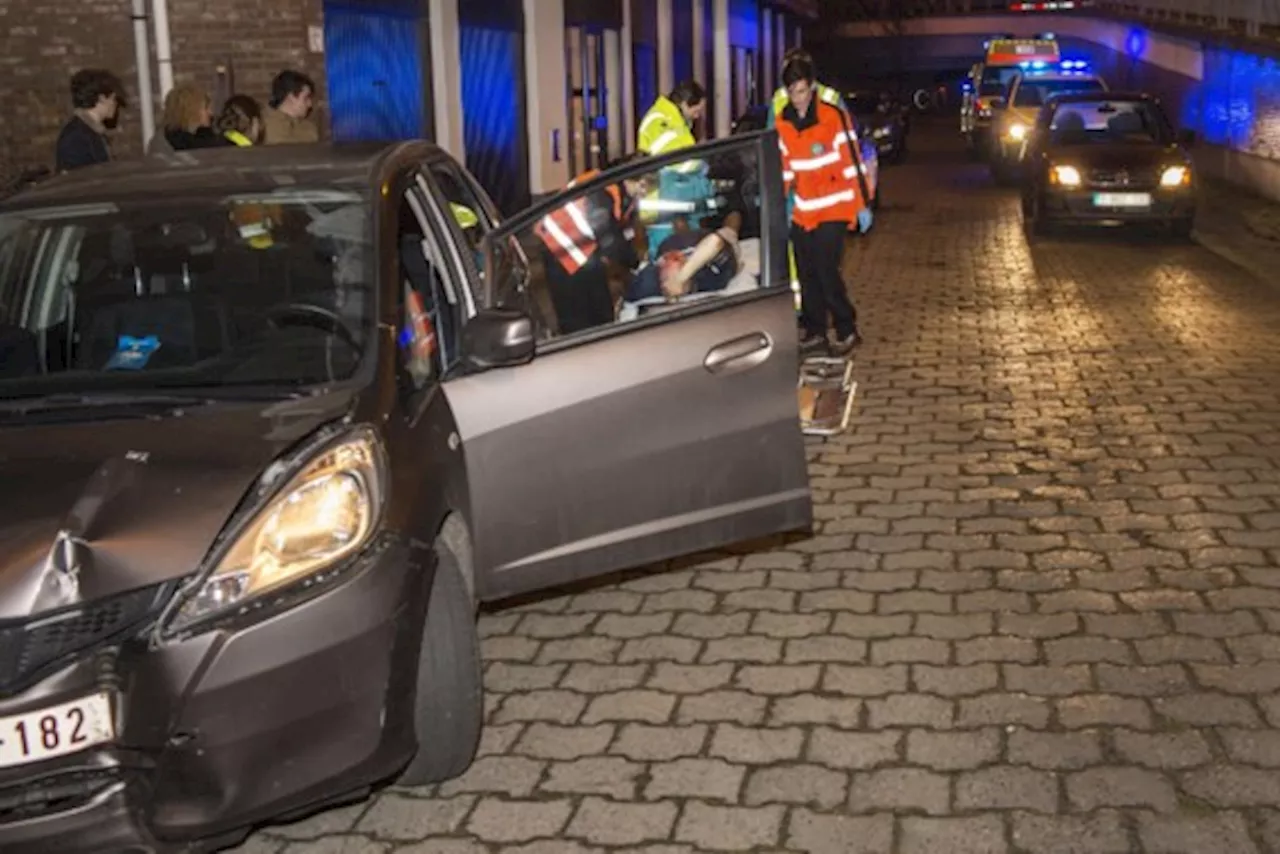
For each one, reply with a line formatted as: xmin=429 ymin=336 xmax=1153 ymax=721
xmin=961 ymin=35 xmax=1060 ymax=157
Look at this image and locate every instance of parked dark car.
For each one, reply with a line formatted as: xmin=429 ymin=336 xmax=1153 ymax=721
xmin=0 ymin=135 xmax=812 ymax=852
xmin=1020 ymin=91 xmax=1197 ymax=238
xmin=845 ymin=90 xmax=909 ymax=162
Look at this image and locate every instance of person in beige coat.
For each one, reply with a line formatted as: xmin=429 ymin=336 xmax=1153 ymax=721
xmin=262 ymin=69 xmax=319 ymax=144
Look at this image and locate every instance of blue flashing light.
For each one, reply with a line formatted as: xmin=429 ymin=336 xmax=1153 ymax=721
xmin=1019 ymin=61 xmax=1030 ymax=69
xmin=1031 ymin=60 xmax=1046 ymax=69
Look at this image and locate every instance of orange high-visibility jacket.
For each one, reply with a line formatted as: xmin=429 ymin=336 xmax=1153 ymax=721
xmin=776 ymin=98 xmax=866 ymax=230
xmin=534 ymin=169 xmax=625 ymax=274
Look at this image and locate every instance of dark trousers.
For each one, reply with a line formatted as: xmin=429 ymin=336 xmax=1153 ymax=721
xmin=544 ymin=249 xmax=616 ymax=335
xmin=792 ymin=220 xmax=857 ymax=340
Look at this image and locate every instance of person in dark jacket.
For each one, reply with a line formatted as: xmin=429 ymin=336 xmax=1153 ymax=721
xmin=153 ymin=83 xmax=229 ymax=151
xmin=54 ymin=69 xmax=127 ymax=173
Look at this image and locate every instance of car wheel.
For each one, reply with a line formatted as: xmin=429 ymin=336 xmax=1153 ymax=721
xmin=397 ymin=538 xmax=483 ymax=786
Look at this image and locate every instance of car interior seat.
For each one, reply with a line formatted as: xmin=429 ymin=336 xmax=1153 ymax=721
xmin=74 ymin=248 xmax=229 ymax=372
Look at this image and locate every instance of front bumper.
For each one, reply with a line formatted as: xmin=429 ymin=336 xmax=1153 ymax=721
xmin=0 ymin=536 xmax=423 ymax=854
xmin=1041 ymin=186 xmax=1196 ymax=224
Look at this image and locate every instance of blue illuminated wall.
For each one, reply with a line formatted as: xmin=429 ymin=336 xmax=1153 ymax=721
xmin=672 ymin=0 xmax=694 ymax=84
xmin=634 ymin=44 xmax=658 ymax=123
xmin=459 ymin=25 xmax=530 ymax=214
xmin=324 ymin=0 xmax=428 ymax=142
xmin=1181 ymin=47 xmax=1280 ymax=158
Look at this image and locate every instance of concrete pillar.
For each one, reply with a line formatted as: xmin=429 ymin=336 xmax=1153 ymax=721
xmin=605 ymin=29 xmax=624 ymax=161
xmin=657 ymin=0 xmax=674 ymax=95
xmin=429 ymin=0 xmax=465 ymax=160
xmin=761 ymin=7 xmax=774 ymax=98
xmin=523 ymin=0 xmax=570 ymax=193
xmin=712 ymin=0 xmax=730 ymax=138
xmin=692 ymin=0 xmax=706 ymax=139
xmin=622 ymin=0 xmax=636 ymax=150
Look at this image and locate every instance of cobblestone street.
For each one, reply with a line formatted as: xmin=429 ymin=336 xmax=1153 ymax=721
xmin=235 ymin=120 xmax=1280 ymax=853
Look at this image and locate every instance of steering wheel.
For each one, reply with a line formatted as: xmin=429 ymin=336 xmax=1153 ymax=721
xmin=263 ymin=302 xmax=362 ymax=352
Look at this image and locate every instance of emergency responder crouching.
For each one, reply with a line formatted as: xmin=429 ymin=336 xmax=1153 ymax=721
xmin=776 ymin=54 xmax=863 ymax=357
xmin=637 ymin=80 xmax=713 ymax=256
xmin=535 ymin=162 xmax=650 ymax=335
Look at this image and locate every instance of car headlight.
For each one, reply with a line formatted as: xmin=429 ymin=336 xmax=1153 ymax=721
xmin=1008 ymin=123 xmax=1028 ymax=141
xmin=1052 ymin=165 xmax=1082 ymax=186
xmin=166 ymin=427 xmax=387 ymax=633
xmin=1160 ymin=166 xmax=1189 ymax=187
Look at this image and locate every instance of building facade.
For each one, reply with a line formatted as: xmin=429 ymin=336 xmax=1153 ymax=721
xmin=0 ymin=0 xmax=816 ymax=209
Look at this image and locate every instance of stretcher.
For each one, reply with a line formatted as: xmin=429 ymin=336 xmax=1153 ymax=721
xmin=797 ymin=355 xmax=857 ymax=437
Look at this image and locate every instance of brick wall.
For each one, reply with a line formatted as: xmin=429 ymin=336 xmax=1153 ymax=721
xmin=0 ymin=0 xmax=325 ymax=186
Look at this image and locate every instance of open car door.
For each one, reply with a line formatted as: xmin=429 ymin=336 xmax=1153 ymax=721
xmin=440 ymin=131 xmax=813 ymax=602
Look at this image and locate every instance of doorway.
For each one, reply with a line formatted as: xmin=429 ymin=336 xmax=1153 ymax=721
xmin=323 ymin=0 xmax=432 ymax=142
xmin=565 ymin=25 xmax=622 ymax=175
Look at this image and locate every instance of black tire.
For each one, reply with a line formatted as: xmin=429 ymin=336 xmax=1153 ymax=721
xmin=1169 ymin=217 xmax=1194 ymax=242
xmin=396 ymin=540 xmax=483 ymax=786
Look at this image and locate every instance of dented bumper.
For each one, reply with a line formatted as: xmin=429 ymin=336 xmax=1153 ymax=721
xmin=0 ymin=538 xmax=420 ymax=853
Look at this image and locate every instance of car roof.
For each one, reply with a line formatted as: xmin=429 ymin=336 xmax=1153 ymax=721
xmin=1 ymin=141 xmax=438 ymax=210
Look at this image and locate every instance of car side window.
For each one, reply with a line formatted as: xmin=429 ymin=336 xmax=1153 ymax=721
xmin=489 ymin=134 xmax=782 ymax=344
xmin=395 ymin=182 xmax=464 ymax=394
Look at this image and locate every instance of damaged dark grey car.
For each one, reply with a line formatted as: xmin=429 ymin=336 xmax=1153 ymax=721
xmin=0 ymin=136 xmax=812 ymax=852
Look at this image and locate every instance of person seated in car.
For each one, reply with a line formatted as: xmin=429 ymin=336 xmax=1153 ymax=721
xmin=625 ymin=211 xmax=745 ymax=303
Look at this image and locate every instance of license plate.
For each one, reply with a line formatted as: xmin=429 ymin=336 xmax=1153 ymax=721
xmin=1093 ymin=192 xmax=1151 ymax=208
xmin=0 ymin=693 xmax=114 ymax=768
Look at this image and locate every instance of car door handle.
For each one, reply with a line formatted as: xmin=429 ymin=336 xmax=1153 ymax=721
xmin=704 ymin=332 xmax=772 ymax=375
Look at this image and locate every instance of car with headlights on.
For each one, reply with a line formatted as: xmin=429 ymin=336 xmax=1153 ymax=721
xmin=988 ymin=62 xmax=1106 ymax=183
xmin=0 ymin=132 xmax=812 ymax=852
xmin=1019 ymin=91 xmax=1198 ymax=238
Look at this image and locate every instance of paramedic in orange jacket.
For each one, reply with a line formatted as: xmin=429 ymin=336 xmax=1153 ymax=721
xmin=776 ymin=54 xmax=863 ymax=357
xmin=535 ymin=164 xmax=649 ymax=334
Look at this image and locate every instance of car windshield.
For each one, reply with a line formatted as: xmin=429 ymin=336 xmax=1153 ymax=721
xmin=1014 ymin=77 xmax=1104 ymax=107
xmin=1049 ymin=100 xmax=1171 ymax=145
xmin=980 ymin=67 xmax=1018 ymax=96
xmin=0 ymin=189 xmax=372 ymax=399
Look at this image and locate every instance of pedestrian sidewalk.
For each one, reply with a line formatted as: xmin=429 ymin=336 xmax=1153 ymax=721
xmin=1194 ymin=177 xmax=1280 ymax=284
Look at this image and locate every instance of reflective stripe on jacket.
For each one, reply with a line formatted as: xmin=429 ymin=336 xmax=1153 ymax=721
xmin=777 ymin=99 xmax=864 ymax=229
xmin=534 ymin=169 xmax=624 ymax=274
xmin=769 ymin=82 xmax=868 ymax=231
xmin=638 ymin=96 xmax=701 ymax=174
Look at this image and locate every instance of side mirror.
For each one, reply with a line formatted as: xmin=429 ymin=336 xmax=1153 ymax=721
xmin=1178 ymin=128 xmax=1197 ymax=147
xmin=462 ymin=307 xmax=535 ymax=371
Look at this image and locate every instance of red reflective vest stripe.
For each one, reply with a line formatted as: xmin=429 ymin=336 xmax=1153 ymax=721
xmin=535 ymin=169 xmax=624 ymax=274
xmin=777 ymin=100 xmax=864 ymax=230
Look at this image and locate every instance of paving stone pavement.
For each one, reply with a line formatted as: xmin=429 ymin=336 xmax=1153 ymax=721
xmin=233 ymin=120 xmax=1280 ymax=853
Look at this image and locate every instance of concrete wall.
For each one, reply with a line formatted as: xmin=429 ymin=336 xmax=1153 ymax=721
xmin=823 ymin=13 xmax=1280 ymax=203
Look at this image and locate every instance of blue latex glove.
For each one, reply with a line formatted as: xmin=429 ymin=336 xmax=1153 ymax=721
xmin=857 ymin=207 xmax=874 ymax=234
